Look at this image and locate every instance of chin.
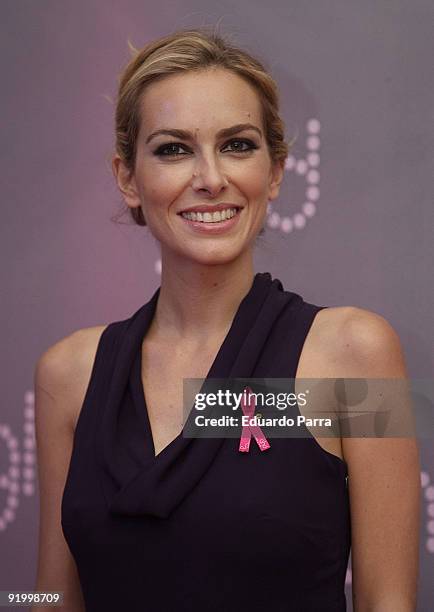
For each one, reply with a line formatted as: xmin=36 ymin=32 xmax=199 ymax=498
xmin=192 ymin=255 xmax=240 ymax=267
xmin=183 ymin=247 xmax=243 ymax=267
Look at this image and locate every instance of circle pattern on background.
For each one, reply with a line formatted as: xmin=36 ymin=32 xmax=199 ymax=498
xmin=267 ymin=117 xmax=321 ymax=234
xmin=0 ymin=392 xmax=36 ymax=531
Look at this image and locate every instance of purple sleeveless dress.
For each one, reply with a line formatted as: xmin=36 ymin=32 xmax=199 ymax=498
xmin=61 ymin=272 xmax=351 ymax=611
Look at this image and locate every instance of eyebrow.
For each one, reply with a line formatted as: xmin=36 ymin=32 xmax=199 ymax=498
xmin=145 ymin=122 xmax=262 ymax=144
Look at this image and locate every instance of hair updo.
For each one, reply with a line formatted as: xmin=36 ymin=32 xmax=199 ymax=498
xmin=113 ymin=25 xmax=291 ymax=229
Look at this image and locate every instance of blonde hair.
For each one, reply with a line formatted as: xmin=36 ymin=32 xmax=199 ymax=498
xmin=113 ymin=25 xmax=292 ymax=227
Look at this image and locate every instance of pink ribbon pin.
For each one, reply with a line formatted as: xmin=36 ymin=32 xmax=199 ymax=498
xmin=238 ymin=386 xmax=271 ymax=452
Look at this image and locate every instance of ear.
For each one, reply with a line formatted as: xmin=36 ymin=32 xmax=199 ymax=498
xmin=112 ymin=154 xmax=141 ymax=209
xmin=268 ymin=159 xmax=285 ymax=202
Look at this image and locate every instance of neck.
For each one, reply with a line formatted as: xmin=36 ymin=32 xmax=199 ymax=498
xmin=148 ymin=250 xmax=255 ymax=346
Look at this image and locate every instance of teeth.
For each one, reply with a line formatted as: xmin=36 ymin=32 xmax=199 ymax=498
xmin=181 ymin=207 xmax=239 ymax=222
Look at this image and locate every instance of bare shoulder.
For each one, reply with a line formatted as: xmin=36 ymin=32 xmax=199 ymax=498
xmin=311 ymin=309 xmax=420 ymax=609
xmin=35 ymin=325 xmax=109 ymax=432
xmin=32 ymin=325 xmax=107 ymax=609
xmin=308 ymin=305 xmax=408 ymax=378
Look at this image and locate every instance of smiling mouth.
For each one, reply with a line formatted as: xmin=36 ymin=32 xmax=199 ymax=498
xmin=178 ymin=207 xmax=241 ymax=223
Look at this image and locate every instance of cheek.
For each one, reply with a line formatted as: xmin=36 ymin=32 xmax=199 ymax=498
xmin=141 ymin=176 xmax=178 ymax=214
xmin=237 ymin=159 xmax=271 ymax=198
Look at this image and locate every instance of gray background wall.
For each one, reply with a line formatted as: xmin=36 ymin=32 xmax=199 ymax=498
xmin=1 ymin=1 xmax=433 ymax=609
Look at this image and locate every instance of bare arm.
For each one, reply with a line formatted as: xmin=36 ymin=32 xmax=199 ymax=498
xmin=31 ymin=329 xmax=102 ymax=611
xmin=334 ymin=309 xmax=421 ymax=611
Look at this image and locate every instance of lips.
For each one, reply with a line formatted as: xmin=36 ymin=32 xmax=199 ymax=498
xmin=178 ymin=204 xmax=243 ymax=233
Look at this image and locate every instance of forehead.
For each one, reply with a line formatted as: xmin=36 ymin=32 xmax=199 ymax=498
xmin=138 ymin=68 xmax=263 ymax=133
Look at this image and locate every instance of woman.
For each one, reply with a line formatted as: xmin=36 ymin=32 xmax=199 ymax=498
xmin=33 ymin=27 xmax=420 ymax=611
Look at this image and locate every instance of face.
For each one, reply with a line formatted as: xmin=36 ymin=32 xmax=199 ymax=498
xmin=113 ymin=67 xmax=284 ymax=266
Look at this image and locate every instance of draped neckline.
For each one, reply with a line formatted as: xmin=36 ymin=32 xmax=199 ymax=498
xmin=95 ymin=272 xmax=300 ymax=518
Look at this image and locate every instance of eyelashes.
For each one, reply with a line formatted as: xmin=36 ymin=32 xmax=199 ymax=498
xmin=153 ymin=138 xmax=259 ymax=158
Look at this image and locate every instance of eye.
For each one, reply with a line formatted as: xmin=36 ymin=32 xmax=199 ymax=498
xmin=154 ymin=142 xmax=188 ymax=157
xmin=153 ymin=138 xmax=258 ymax=158
xmin=222 ymin=138 xmax=258 ymax=153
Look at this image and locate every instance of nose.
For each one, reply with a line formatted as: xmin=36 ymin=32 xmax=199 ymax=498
xmin=191 ymin=154 xmax=229 ymax=195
